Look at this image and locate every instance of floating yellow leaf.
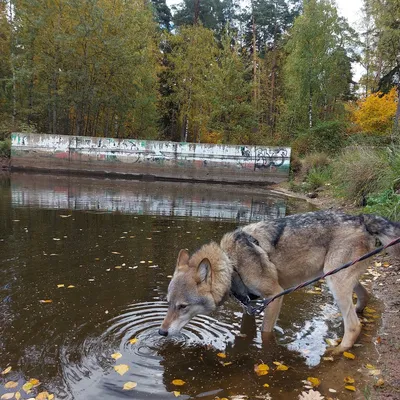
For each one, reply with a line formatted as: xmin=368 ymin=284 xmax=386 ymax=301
xmin=343 ymin=352 xmax=355 ymax=359
xmin=274 ymin=362 xmax=289 ymax=371
xmin=171 ymin=379 xmax=186 ymax=386
xmin=1 ymin=366 xmax=12 ymax=375
xmin=57 ymin=284 xmax=64 ymax=288
xmin=59 ymin=215 xmax=71 ymax=218
xmin=115 ymin=266 xmax=122 ymax=269
xmin=15 ymin=392 xmax=21 ymax=400
xmin=123 ymin=382 xmax=137 ymax=390
xmin=217 ymin=353 xmax=226 ymax=359
xmin=111 ymin=352 xmax=122 ymax=360
xmin=111 ymin=252 xmax=121 ymax=255
xmin=222 ymin=362 xmax=232 ymax=367
xmin=263 ymin=383 xmax=270 ymax=388
xmin=345 ymin=385 xmax=356 ymax=392
xmin=307 ymin=377 xmax=321 ymax=387
xmin=254 ymin=363 xmax=269 ymax=376
xmin=67 ymin=285 xmax=75 ymax=289
xmin=28 ymin=379 xmax=40 ymax=387
xmin=36 ymin=392 xmax=50 ymax=400
xmin=173 ymin=391 xmax=180 ymax=397
xmin=129 ymin=338 xmax=138 ymax=344
xmin=1 ymin=394 xmax=15 ymax=400
xmin=114 ymin=364 xmax=129 ymax=376
xmin=374 ymin=378 xmax=384 ymax=387
xmin=344 ymin=377 xmax=355 ymax=384
xmin=39 ymin=300 xmax=53 ymax=304
xmin=365 ymin=364 xmax=375 ymax=369
xmin=5 ymin=381 xmax=18 ymax=389
xmin=22 ymin=382 xmax=33 ymax=393
xmin=325 ymin=338 xmax=339 ymax=346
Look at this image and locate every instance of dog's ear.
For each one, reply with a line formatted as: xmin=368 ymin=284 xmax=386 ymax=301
xmin=197 ymin=258 xmax=211 ymax=284
xmin=176 ymin=249 xmax=190 ymax=268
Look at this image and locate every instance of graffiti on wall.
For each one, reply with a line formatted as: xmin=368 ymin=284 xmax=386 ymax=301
xmin=11 ymin=133 xmax=291 ymax=180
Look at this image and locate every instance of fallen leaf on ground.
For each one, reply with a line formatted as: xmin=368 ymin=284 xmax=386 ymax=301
xmin=15 ymin=392 xmax=21 ymax=400
xmin=67 ymin=285 xmax=75 ymax=289
xmin=222 ymin=362 xmax=232 ymax=366
xmin=365 ymin=363 xmax=375 ymax=369
xmin=57 ymin=284 xmax=65 ymax=288
xmin=1 ymin=367 xmax=12 ymax=375
xmin=129 ymin=338 xmax=138 ymax=344
xmin=328 ymin=388 xmax=337 ymax=393
xmin=115 ymin=266 xmax=122 ymax=269
xmin=307 ymin=377 xmax=321 ymax=388
xmin=111 ymin=352 xmax=122 ymax=360
xmin=5 ymin=381 xmax=18 ymax=389
xmin=263 ymin=383 xmax=270 ymax=388
xmin=39 ymin=300 xmax=53 ymax=304
xmin=343 ymin=352 xmax=355 ymax=359
xmin=374 ymin=262 xmax=382 ymax=267
xmin=123 ymin=382 xmax=137 ymax=390
xmin=111 ymin=252 xmax=121 ymax=255
xmin=22 ymin=382 xmax=33 ymax=392
xmin=1 ymin=393 xmax=15 ymax=400
xmin=217 ymin=353 xmax=226 ymax=358
xmin=59 ymin=215 xmax=72 ymax=218
xmin=254 ymin=363 xmax=269 ymax=376
xmin=171 ymin=379 xmax=186 ymax=386
xmin=344 ymin=377 xmax=355 ymax=384
xmin=368 ymin=369 xmax=381 ymax=376
xmin=374 ymin=378 xmax=384 ymax=387
xmin=345 ymin=385 xmax=356 ymax=391
xmin=322 ymin=356 xmax=334 ymax=361
xmin=173 ymin=391 xmax=180 ymax=397
xmin=114 ymin=364 xmax=129 ymax=376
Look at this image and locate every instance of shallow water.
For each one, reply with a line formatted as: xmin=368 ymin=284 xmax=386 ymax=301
xmin=0 ymin=173 xmax=381 ymax=399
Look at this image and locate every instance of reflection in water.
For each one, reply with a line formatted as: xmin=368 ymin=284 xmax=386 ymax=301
xmin=0 ymin=173 xmax=379 ymax=400
xmin=10 ymin=173 xmax=292 ymax=222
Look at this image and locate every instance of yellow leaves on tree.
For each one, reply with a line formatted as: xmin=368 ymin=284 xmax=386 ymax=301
xmin=350 ymin=88 xmax=398 ymax=136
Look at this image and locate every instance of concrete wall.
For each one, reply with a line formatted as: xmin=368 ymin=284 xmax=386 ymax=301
xmin=11 ymin=133 xmax=291 ymax=184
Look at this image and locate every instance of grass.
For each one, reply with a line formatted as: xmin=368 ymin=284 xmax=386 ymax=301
xmin=0 ymin=139 xmax=11 ymax=158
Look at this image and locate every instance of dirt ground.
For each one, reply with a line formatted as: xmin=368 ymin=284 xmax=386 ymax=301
xmin=271 ymin=183 xmax=400 ymax=400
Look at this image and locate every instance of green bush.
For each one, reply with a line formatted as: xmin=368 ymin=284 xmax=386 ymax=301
xmin=303 ymin=152 xmax=330 ymax=173
xmin=364 ymin=190 xmax=400 ymax=221
xmin=292 ymin=120 xmax=346 ymax=156
xmin=332 ymin=146 xmax=389 ymax=204
xmin=0 ymin=139 xmax=11 ymax=158
xmin=306 ymin=166 xmax=332 ymax=191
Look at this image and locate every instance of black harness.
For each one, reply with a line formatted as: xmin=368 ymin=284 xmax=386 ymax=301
xmin=229 ymin=231 xmax=261 ymax=314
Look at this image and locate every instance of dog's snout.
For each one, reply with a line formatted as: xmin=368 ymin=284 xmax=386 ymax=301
xmin=158 ymin=328 xmax=168 ymax=337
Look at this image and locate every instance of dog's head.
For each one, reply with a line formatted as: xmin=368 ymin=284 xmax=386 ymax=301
xmin=158 ymin=249 xmax=216 ymax=336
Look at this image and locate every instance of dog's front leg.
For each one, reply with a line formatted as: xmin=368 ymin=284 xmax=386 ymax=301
xmin=261 ymin=295 xmax=283 ymax=333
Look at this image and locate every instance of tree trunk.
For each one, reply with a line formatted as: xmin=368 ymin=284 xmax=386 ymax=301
xmin=194 ymin=0 xmax=200 ymax=25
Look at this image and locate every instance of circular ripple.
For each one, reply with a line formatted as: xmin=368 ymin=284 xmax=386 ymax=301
xmin=60 ymin=301 xmax=237 ymax=399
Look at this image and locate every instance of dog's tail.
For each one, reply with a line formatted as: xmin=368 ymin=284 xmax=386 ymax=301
xmin=363 ymin=214 xmax=400 ymax=259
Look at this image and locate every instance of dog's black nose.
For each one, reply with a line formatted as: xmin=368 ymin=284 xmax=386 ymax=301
xmin=158 ymin=328 xmax=168 ymax=337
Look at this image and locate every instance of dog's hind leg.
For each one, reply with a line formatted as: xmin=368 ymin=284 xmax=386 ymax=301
xmin=354 ymin=282 xmax=369 ymax=313
xmin=324 ymin=244 xmax=370 ymax=353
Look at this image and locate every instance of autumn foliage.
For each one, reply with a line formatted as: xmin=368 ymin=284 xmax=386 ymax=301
xmin=349 ymin=88 xmax=398 ymax=136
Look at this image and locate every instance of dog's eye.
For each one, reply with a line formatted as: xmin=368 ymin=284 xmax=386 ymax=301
xmin=178 ymin=304 xmax=188 ymax=310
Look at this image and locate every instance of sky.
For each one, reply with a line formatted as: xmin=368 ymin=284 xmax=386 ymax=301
xmin=165 ymin=0 xmax=365 ymax=80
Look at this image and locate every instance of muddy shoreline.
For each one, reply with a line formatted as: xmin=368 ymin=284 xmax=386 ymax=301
xmin=271 ymin=183 xmax=400 ymax=399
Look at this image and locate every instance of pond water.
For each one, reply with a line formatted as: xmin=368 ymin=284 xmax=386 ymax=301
xmin=0 ymin=173 xmax=381 ymax=400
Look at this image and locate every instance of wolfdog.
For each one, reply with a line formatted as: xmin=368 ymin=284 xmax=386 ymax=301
xmin=159 ymin=211 xmax=400 ymax=353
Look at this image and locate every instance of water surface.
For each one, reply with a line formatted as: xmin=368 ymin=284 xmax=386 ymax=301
xmin=0 ymin=173 xmax=381 ymax=399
